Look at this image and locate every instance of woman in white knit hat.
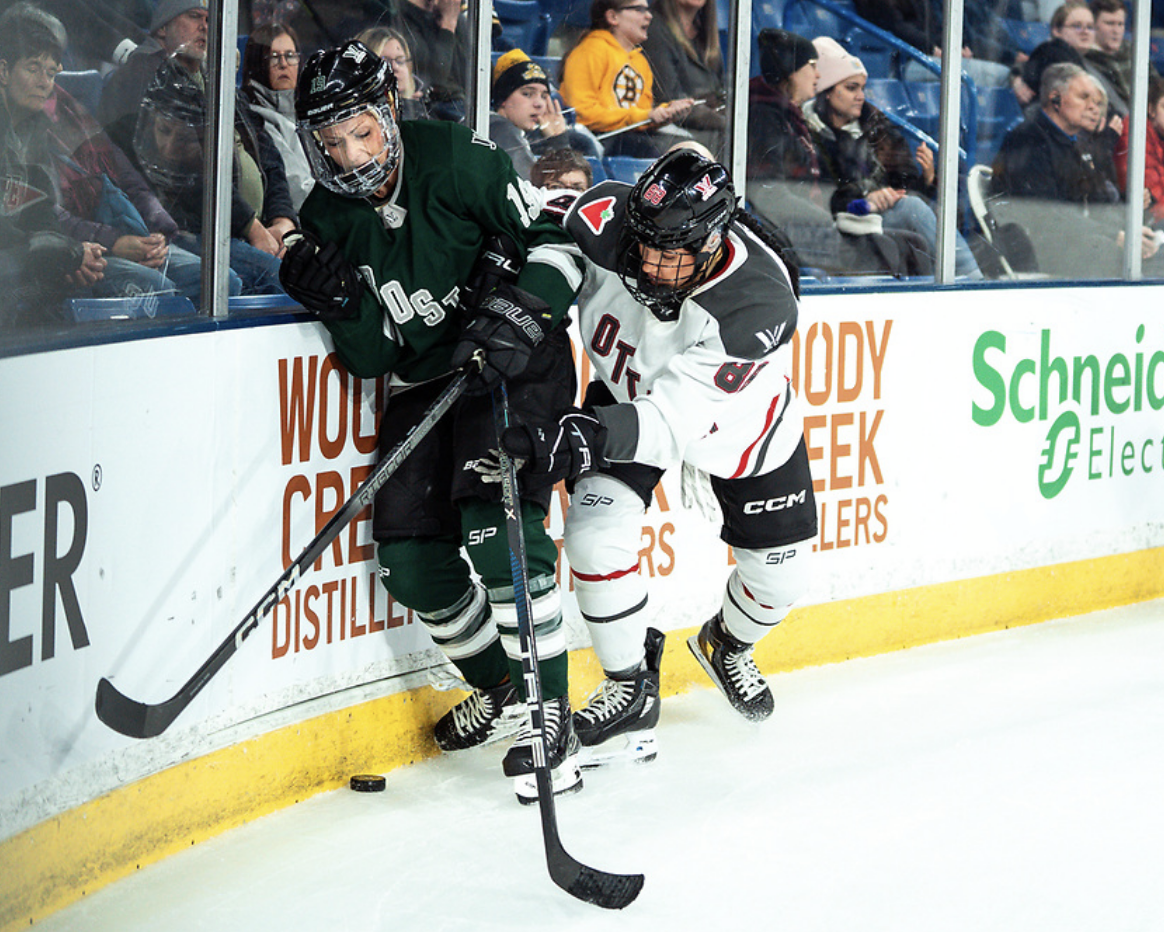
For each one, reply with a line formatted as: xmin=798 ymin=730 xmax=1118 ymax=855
xmin=803 ymin=36 xmax=983 ymax=278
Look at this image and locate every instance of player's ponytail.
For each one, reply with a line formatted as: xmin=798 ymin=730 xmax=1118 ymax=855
xmin=733 ymin=209 xmax=801 ymax=299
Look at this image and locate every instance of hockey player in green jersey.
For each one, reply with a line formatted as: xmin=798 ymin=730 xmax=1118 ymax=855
xmin=278 ymin=40 xmax=585 ymax=803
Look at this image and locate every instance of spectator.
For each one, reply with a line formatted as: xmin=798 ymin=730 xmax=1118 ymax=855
xmin=0 ymin=2 xmax=103 ymax=324
xmin=803 ymin=36 xmax=983 ymax=277
xmin=47 ymin=83 xmax=210 ymax=305
xmin=1077 ymin=73 xmax=1121 ymax=199
xmin=98 ymin=0 xmax=211 ymax=160
xmin=1084 ymin=0 xmax=1155 ymax=118
xmin=640 ymin=0 xmax=726 ymax=157
xmin=240 ymin=23 xmax=314 ymax=210
xmin=396 ymin=0 xmax=468 ymax=121
xmin=530 ymin=148 xmax=594 ymax=192
xmin=1 ymin=3 xmax=215 ymax=323
xmin=0 ymin=0 xmax=148 ymax=70
xmin=993 ymin=62 xmax=1162 ymax=277
xmin=745 ymin=29 xmax=838 ymax=268
xmin=854 ymin=0 xmax=1017 ymax=87
xmin=747 ymin=29 xmax=821 ymax=185
xmin=1016 ymin=2 xmax=1093 ymax=106
xmin=489 ymin=49 xmax=593 ymax=181
xmin=355 ymin=25 xmax=430 ymax=120
xmin=559 ymin=0 xmax=694 ymax=158
xmin=529 ymin=147 xmax=595 ymax=221
xmin=133 ymin=61 xmax=290 ymax=294
xmin=99 ymin=0 xmax=297 ymax=289
xmin=1114 ymin=75 xmax=1164 ymax=228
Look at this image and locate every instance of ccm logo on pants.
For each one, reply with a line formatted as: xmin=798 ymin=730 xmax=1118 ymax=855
xmin=742 ymin=491 xmax=807 ymax=515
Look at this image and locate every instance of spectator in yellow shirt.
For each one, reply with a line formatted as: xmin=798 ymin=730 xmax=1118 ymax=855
xmin=560 ymin=0 xmax=693 ymax=157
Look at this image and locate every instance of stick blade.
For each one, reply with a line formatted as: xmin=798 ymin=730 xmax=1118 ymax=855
xmin=549 ymin=849 xmax=645 ymax=909
xmin=95 ymin=677 xmax=176 ymax=739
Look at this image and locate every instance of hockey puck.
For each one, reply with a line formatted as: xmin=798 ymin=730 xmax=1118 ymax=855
xmin=349 ymin=774 xmax=386 ymax=793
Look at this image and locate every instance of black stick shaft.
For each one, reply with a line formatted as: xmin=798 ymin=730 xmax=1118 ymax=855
xmin=492 ymin=384 xmax=644 ymax=909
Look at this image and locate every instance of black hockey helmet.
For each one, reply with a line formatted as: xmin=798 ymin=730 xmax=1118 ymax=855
xmin=617 ymin=148 xmax=737 ymax=320
xmin=295 ymin=40 xmax=401 ymax=198
xmin=134 ymin=59 xmax=207 ymax=193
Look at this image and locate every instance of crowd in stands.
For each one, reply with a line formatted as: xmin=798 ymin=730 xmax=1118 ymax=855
xmin=2 ymin=0 xmax=1162 ymax=329
xmin=744 ymin=0 xmax=1164 ymax=280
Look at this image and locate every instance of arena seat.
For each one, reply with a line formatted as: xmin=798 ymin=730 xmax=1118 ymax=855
xmin=54 ymin=70 xmax=103 ymax=114
xmin=67 ymin=295 xmax=197 ymax=322
xmin=602 ymin=156 xmax=654 ymax=184
xmin=494 ymin=0 xmax=551 ymax=55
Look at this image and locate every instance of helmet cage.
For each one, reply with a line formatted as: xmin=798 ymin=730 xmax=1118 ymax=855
xmin=615 ymin=232 xmax=720 ymax=321
xmin=133 ymin=61 xmax=207 ymax=193
xmin=297 ymin=97 xmax=401 ymax=199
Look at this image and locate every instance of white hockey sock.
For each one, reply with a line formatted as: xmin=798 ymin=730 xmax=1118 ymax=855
xmin=573 ymin=570 xmax=649 ymax=676
xmin=416 ymin=583 xmax=498 ymax=661
xmin=490 ymin=575 xmax=567 ymax=664
xmin=719 ymin=540 xmax=814 ymax=644
xmin=565 ymin=472 xmax=651 ymax=675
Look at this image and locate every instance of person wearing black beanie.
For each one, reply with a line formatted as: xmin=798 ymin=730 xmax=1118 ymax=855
xmin=757 ymin=28 xmax=817 ymax=89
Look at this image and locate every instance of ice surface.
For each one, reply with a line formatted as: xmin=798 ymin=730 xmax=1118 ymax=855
xmin=35 ymin=601 xmax=1164 ymax=932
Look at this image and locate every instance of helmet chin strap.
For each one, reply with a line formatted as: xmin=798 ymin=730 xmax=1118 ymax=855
xmin=691 ymin=232 xmax=726 ymax=283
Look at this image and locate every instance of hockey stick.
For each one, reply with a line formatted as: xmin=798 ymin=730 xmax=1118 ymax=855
xmin=593 ymin=97 xmax=715 ymax=140
xmin=491 ymin=384 xmax=645 ymax=910
xmin=95 ymin=367 xmax=475 ymax=739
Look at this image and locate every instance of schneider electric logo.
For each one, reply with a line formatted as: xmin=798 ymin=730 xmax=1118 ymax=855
xmin=972 ymin=325 xmax=1164 ymax=500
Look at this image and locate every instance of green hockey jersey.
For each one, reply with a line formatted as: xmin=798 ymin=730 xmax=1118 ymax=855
xmin=299 ymin=120 xmax=583 ymax=383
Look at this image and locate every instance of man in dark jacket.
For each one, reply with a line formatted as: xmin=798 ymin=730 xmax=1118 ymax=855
xmin=98 ymin=0 xmax=209 ymax=158
xmin=992 ymin=62 xmax=1160 ymax=278
xmin=397 ymin=0 xmax=467 ymax=121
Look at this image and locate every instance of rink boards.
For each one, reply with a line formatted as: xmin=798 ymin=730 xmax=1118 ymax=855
xmin=2 ymin=285 xmax=1163 ymax=930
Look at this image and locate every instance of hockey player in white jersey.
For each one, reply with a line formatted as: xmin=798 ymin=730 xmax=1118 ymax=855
xmin=501 ymin=148 xmax=819 ymax=762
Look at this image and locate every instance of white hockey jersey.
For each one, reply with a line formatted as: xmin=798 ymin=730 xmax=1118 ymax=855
xmin=563 ymin=182 xmax=804 ymax=480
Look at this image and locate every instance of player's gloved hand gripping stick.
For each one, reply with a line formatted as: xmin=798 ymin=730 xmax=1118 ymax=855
xmin=94 ymin=362 xmax=479 ymax=739
xmin=501 ymin=408 xmax=608 ymax=484
xmin=451 ymin=281 xmax=551 ymax=394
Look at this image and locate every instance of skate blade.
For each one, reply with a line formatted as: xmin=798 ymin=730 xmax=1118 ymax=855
xmin=578 ymin=730 xmax=658 ymax=770
xmin=513 ymin=757 xmax=583 ymax=805
xmin=686 ymin=633 xmax=728 ymax=698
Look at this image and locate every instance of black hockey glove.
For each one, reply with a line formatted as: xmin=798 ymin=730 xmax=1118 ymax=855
xmin=501 ymin=408 xmax=608 ymax=484
xmin=460 ymin=233 xmax=522 ymax=319
xmin=279 ymin=229 xmax=364 ymax=322
xmin=450 ymin=280 xmax=551 ymax=393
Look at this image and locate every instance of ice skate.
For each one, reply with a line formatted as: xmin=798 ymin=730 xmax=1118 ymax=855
xmin=687 ymin=612 xmax=774 ymax=721
xmin=433 ymin=682 xmax=523 ymax=751
xmin=502 ymin=695 xmax=583 ymax=804
xmin=574 ymin=628 xmax=665 ymax=769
